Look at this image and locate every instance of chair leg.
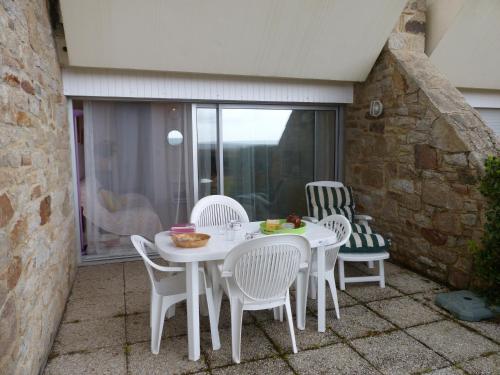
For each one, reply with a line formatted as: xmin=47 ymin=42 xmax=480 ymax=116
xmin=150 ymin=293 xmax=167 ymax=355
xmin=208 ymin=261 xmax=224 ymax=325
xmin=379 ymin=260 xmax=385 ymax=288
xmin=338 ymin=259 xmax=346 ymax=290
xmin=204 ymin=287 xmax=221 ymax=350
xmin=230 ymin=298 xmax=244 ymax=364
xmin=326 ymin=271 xmax=340 ymax=319
xmin=309 ymin=275 xmax=317 ymax=300
xmin=285 ymin=297 xmax=298 ymax=354
xmin=368 ymin=261 xmax=374 ymax=268
xmin=273 ymin=306 xmax=283 ymax=321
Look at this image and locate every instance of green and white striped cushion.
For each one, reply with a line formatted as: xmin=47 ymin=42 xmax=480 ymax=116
xmin=352 ymin=222 xmax=372 ymax=234
xmin=340 ymin=232 xmax=388 ymax=254
xmin=306 ymin=185 xmax=355 ymax=222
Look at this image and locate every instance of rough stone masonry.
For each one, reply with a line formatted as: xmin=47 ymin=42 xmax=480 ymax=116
xmin=0 ymin=0 xmax=77 ymax=373
xmin=345 ymin=0 xmax=499 ymax=289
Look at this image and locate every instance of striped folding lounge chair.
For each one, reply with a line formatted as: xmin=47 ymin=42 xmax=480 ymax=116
xmin=304 ymin=181 xmax=390 ymax=290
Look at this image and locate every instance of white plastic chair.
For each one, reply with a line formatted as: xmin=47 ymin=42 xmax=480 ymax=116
xmin=304 ymin=181 xmax=389 ymax=290
xmin=190 ymin=195 xmax=250 ymax=323
xmin=220 ymin=235 xmax=310 ymax=363
xmin=190 ymin=195 xmax=250 ymax=227
xmin=131 ymin=235 xmax=221 ymax=354
xmin=310 ymin=215 xmax=351 ymax=320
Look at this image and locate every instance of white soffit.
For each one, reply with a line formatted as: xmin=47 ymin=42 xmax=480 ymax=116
xmin=460 ymin=89 xmax=500 ymax=109
xmin=59 ymin=0 xmax=407 ymax=82
xmin=427 ymin=0 xmax=500 ymax=90
xmin=61 ymin=68 xmax=354 ymax=103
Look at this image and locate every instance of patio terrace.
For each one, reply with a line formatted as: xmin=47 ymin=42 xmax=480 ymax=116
xmin=43 ymin=260 xmax=500 ymax=375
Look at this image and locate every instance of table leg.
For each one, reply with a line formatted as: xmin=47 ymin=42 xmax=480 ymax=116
xmin=296 ymin=269 xmax=308 ymax=330
xmin=186 ymin=261 xmax=200 ymax=361
xmin=317 ymin=245 xmax=326 ymax=332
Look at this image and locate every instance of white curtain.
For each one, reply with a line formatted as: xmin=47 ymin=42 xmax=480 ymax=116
xmin=82 ymin=101 xmax=192 ymax=256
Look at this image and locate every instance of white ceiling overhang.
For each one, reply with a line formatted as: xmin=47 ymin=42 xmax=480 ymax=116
xmin=59 ymin=0 xmax=406 ymax=82
xmin=427 ymin=0 xmax=500 ymax=90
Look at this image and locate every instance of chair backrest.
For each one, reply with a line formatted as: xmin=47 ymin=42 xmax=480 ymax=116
xmin=130 ymin=235 xmax=185 ymax=292
xmin=305 ymin=181 xmax=355 ymax=222
xmin=190 ymin=195 xmax=250 ymax=227
xmin=317 ymin=214 xmax=352 ymax=270
xmin=222 ymin=235 xmax=310 ymax=302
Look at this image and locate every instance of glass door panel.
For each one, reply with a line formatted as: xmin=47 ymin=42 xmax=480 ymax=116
xmin=196 ymin=107 xmax=218 ymax=199
xmin=80 ymin=101 xmax=192 ymax=259
xmin=221 ymin=108 xmax=317 ymax=221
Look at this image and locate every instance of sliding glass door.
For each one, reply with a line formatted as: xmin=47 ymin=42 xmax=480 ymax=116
xmin=75 ymin=101 xmax=339 ymax=260
xmin=195 ymin=105 xmax=339 ymax=221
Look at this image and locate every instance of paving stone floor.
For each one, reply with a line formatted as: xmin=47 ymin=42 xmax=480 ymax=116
xmin=43 ymin=260 xmax=500 ymax=375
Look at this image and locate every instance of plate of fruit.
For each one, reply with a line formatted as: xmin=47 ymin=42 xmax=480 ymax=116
xmin=260 ymin=214 xmax=306 ymax=235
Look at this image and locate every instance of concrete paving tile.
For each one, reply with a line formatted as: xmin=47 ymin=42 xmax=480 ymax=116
xmin=250 ymin=308 xmax=284 ymax=322
xmin=127 ymin=336 xmax=208 ymax=375
xmin=344 ymin=284 xmax=402 ymax=302
xmin=76 ymin=263 xmax=124 ymax=282
xmin=367 ymin=296 xmax=443 ymax=328
xmin=43 ymin=345 xmax=126 ymax=375
xmin=406 ymin=320 xmax=500 ymax=362
xmin=287 ymin=343 xmax=377 ymax=374
xmin=327 ymin=304 xmax=395 ymax=339
xmin=125 ymin=291 xmax=150 ymax=314
xmin=427 ymin=366 xmax=467 ymax=375
xmin=307 ymin=290 xmax=358 ymax=313
xmin=460 ymin=352 xmax=500 ymax=375
xmin=201 ymin=325 xmax=277 ymax=368
xmin=410 ymin=289 xmax=453 ymax=318
xmin=52 ymin=317 xmax=126 ymax=355
xmin=386 ymin=271 xmax=442 ymax=294
xmin=70 ymin=273 xmax=124 ymax=300
xmin=212 ymin=358 xmax=293 ymax=375
xmin=124 ymin=267 xmax=150 ymax=293
xmin=63 ymin=293 xmax=125 ymax=323
xmin=352 ymin=260 xmax=406 ymax=276
xmin=126 ymin=313 xmax=157 ymax=344
xmin=462 ymin=319 xmax=500 ymax=343
xmin=351 ymin=330 xmax=450 ymax=374
xmin=126 ymin=304 xmax=206 ymax=344
xmin=260 ymin=315 xmax=340 ymax=354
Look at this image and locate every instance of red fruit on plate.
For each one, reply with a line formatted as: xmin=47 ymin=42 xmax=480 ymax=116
xmin=286 ymin=213 xmax=301 ymax=228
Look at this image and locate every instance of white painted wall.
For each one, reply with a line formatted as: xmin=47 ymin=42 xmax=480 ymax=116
xmin=62 ymin=68 xmax=353 ymax=103
xmin=427 ymin=0 xmax=500 ymax=90
xmin=477 ymin=108 xmax=500 ymax=136
xmin=59 ymin=0 xmax=407 ymax=82
xmin=460 ymin=89 xmax=500 ymax=136
xmin=460 ymin=89 xmax=500 ymax=109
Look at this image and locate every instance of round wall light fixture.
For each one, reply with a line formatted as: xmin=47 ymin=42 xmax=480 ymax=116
xmin=369 ymin=99 xmax=383 ymax=117
xmin=167 ymin=130 xmax=183 ymax=146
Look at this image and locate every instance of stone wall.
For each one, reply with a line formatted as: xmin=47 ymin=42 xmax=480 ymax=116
xmin=0 ymin=0 xmax=77 ymax=373
xmin=345 ymin=0 xmax=499 ymax=289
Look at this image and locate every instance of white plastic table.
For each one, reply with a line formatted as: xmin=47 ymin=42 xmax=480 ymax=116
xmin=155 ymin=221 xmax=340 ymax=361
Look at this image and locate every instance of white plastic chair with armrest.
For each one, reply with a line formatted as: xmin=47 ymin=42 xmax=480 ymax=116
xmin=304 ymin=181 xmax=379 ymax=296
xmin=310 ymin=215 xmax=351 ymax=320
xmin=190 ymin=195 xmax=250 ymax=323
xmin=131 ymin=235 xmax=220 ymax=354
xmin=220 ymin=235 xmax=310 ymax=363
